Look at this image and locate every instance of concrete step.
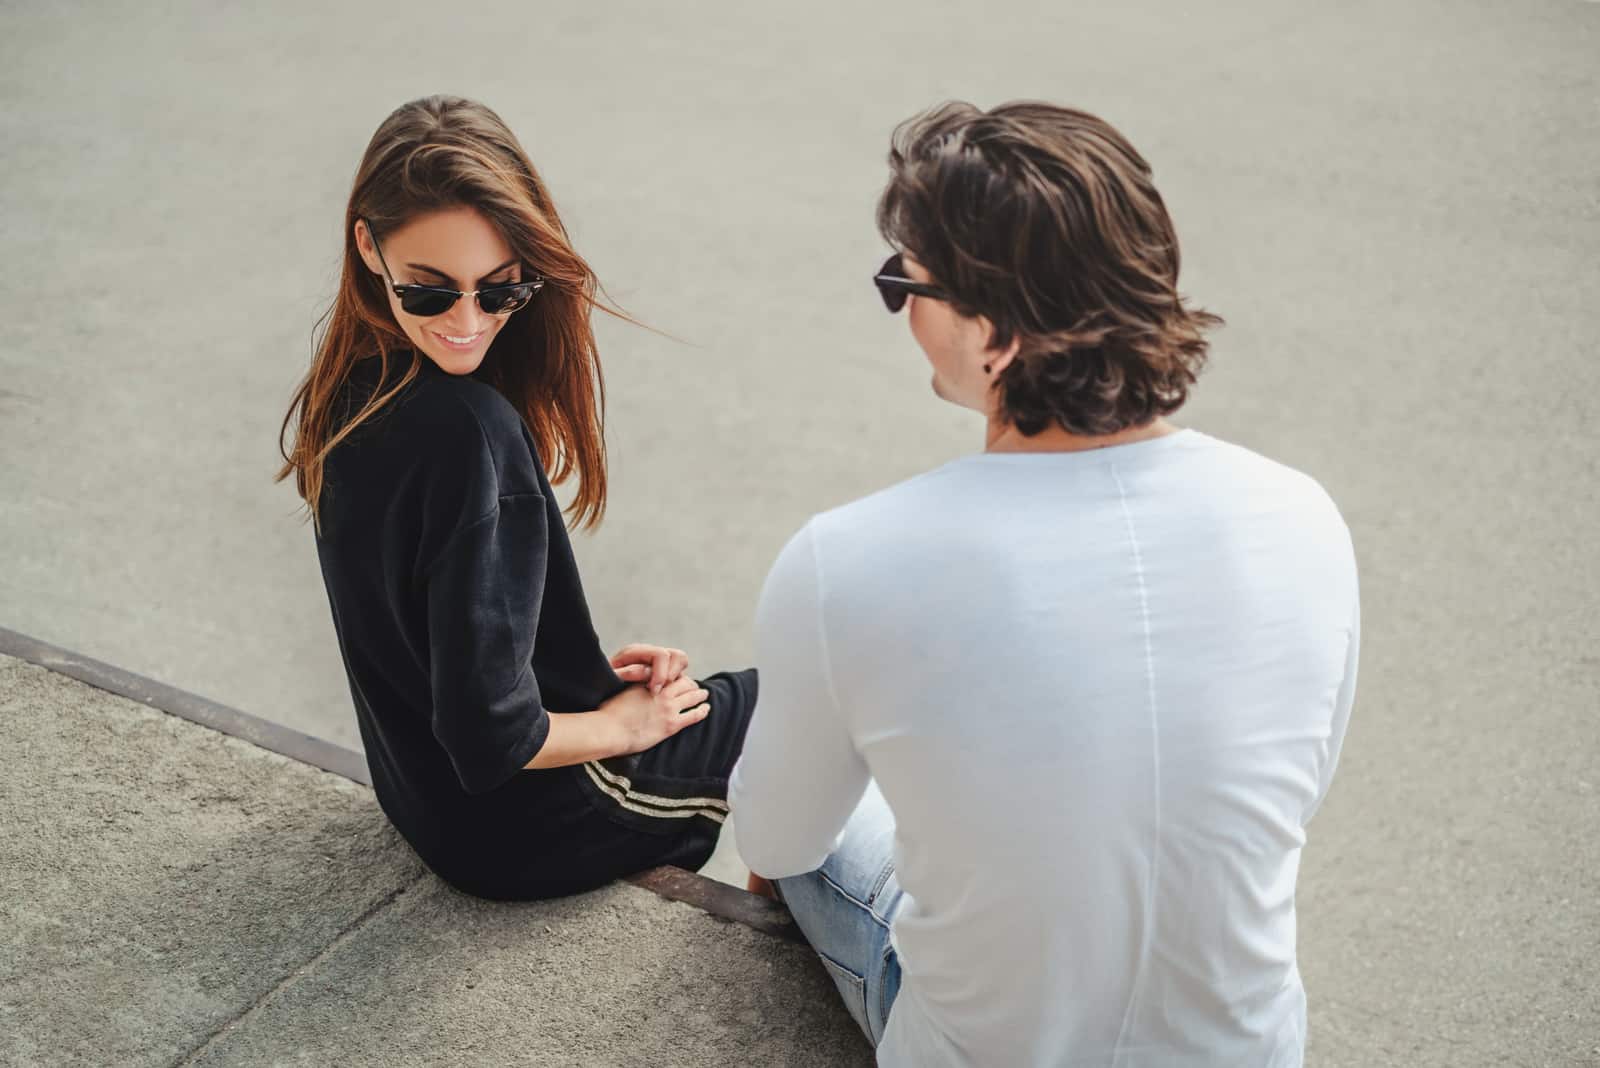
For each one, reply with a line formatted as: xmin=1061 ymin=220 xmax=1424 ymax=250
xmin=0 ymin=638 xmax=870 ymax=1067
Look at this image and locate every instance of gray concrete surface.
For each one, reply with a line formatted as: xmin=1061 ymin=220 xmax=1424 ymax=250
xmin=0 ymin=653 xmax=871 ymax=1066
xmin=1 ymin=0 xmax=1597 ymax=1064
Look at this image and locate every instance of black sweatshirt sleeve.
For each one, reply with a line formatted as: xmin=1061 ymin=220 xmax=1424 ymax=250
xmin=403 ymin=378 xmax=557 ymax=797
xmin=422 ymin=490 xmax=553 ymax=795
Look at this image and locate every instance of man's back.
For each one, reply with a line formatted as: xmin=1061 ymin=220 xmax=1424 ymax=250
xmin=737 ymin=429 xmax=1358 ymax=1066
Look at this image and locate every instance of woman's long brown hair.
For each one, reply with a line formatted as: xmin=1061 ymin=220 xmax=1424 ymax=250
xmin=277 ymin=95 xmax=612 ymax=534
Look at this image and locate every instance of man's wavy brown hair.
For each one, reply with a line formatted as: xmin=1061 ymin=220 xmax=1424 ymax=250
xmin=277 ymin=95 xmax=614 ymax=534
xmin=878 ymin=101 xmax=1222 ymax=436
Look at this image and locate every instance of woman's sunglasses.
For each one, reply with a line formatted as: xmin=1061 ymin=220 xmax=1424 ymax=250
xmin=873 ymin=253 xmax=951 ymax=312
xmin=364 ymin=217 xmax=545 ymax=317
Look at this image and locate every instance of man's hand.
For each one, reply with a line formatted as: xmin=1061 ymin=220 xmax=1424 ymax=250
xmin=610 ymin=643 xmax=689 ymax=695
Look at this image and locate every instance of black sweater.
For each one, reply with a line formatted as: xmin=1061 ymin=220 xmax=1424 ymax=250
xmin=313 ymin=352 xmax=628 ymax=893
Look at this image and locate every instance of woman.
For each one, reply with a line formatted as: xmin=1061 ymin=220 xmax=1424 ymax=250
xmin=277 ymin=95 xmax=757 ymax=901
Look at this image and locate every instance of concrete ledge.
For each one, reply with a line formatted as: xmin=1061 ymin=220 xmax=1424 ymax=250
xmin=0 ymin=624 xmax=370 ymax=786
xmin=0 ymin=635 xmax=867 ymax=1066
xmin=0 ymin=624 xmax=804 ymax=945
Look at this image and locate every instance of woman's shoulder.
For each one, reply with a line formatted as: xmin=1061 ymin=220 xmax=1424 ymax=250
xmin=361 ymin=356 xmax=524 ymax=444
xmin=345 ymin=354 xmax=544 ymax=493
xmin=413 ymin=368 xmax=524 ymax=444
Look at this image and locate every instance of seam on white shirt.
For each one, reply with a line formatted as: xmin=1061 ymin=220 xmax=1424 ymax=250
xmin=803 ymin=520 xmax=848 ymax=722
xmin=1110 ymin=462 xmax=1163 ymax=1062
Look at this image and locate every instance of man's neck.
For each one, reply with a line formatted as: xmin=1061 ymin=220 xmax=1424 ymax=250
xmin=984 ymin=416 xmax=1179 ymax=454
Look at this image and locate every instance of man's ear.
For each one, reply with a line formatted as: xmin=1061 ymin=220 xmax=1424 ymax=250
xmin=980 ymin=318 xmax=1023 ymax=377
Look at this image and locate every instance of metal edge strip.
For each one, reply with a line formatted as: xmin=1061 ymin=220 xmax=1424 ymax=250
xmin=626 ymin=866 xmax=804 ymax=944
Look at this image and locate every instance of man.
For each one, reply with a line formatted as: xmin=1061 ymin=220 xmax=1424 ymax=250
xmin=729 ymin=101 xmax=1359 ymax=1067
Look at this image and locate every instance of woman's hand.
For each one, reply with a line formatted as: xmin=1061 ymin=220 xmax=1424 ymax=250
xmin=599 ymin=677 xmax=711 ymax=755
xmin=610 ymin=643 xmax=689 ymax=695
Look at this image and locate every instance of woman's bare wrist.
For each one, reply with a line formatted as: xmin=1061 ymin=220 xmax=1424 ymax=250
xmin=524 ymin=707 xmax=631 ymax=769
xmin=591 ymin=703 xmax=634 ymax=758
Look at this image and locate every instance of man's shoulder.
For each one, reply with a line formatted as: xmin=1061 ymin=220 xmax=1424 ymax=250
xmin=1196 ymin=433 xmax=1346 ymax=523
xmin=810 ymin=462 xmax=964 ymax=538
xmin=786 ymin=463 xmax=973 ymax=585
xmin=1180 ymin=433 xmax=1354 ymax=567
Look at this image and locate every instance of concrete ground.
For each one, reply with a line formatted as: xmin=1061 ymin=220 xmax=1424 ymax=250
xmin=1 ymin=0 xmax=1596 ymax=1064
xmin=0 ymin=651 xmax=871 ymax=1066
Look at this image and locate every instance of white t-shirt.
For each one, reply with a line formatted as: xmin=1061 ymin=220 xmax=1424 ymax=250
xmin=730 ymin=429 xmax=1360 ymax=1068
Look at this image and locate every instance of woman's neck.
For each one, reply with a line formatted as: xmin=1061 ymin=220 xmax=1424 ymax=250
xmin=984 ymin=415 xmax=1179 ymax=454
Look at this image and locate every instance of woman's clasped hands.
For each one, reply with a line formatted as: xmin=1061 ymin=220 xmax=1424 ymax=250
xmin=601 ymin=644 xmax=711 ymax=754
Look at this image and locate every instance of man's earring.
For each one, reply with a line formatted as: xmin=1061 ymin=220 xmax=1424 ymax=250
xmin=983 ymin=363 xmax=992 ymax=374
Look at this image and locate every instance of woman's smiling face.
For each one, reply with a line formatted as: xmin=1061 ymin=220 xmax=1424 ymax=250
xmin=355 ymin=205 xmax=524 ymax=375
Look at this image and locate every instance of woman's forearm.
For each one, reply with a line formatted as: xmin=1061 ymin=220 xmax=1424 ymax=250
xmin=522 ymin=710 xmax=625 ymax=770
xmin=523 ymin=678 xmax=710 ymax=771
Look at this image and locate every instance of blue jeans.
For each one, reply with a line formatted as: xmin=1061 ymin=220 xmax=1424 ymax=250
xmin=774 ymin=781 xmax=904 ymax=1047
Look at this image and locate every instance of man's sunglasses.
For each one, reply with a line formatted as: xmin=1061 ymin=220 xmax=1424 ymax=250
xmin=364 ymin=217 xmax=545 ymax=317
xmin=873 ymin=253 xmax=951 ymax=312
